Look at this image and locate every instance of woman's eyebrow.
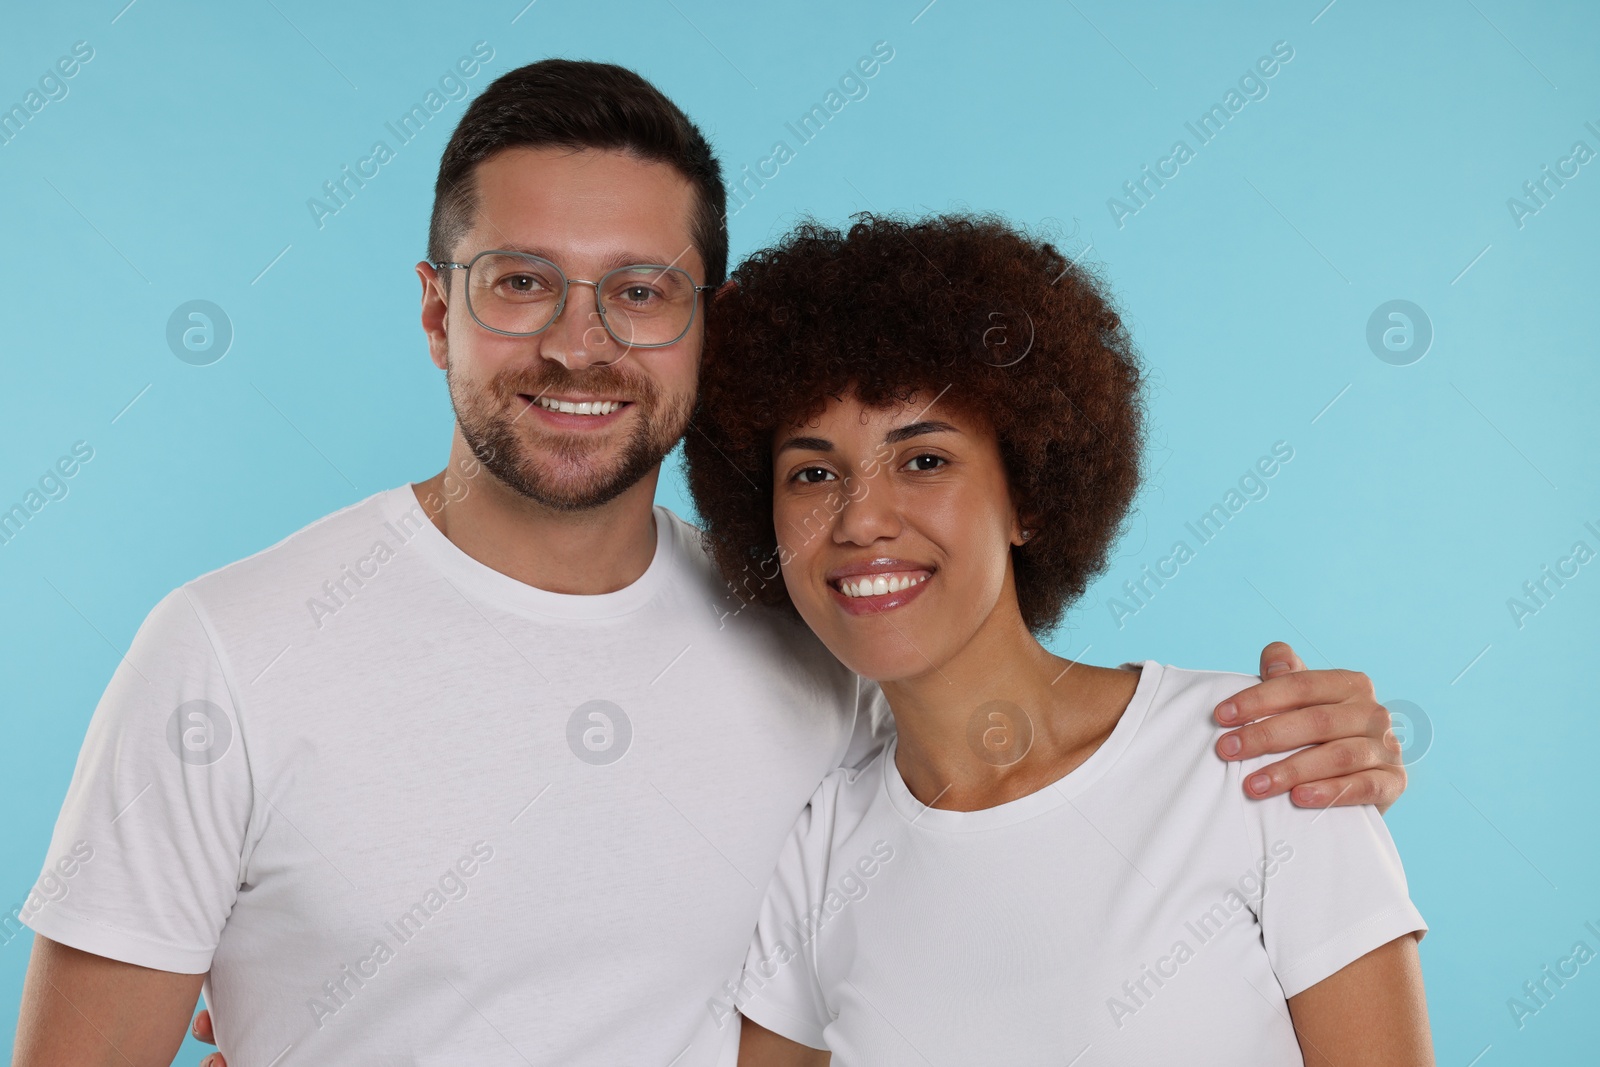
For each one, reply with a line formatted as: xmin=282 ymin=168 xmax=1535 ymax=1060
xmin=883 ymin=420 xmax=959 ymax=445
xmin=775 ymin=435 xmax=833 ymax=455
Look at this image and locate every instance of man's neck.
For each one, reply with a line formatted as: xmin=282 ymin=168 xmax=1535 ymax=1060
xmin=412 ymin=437 xmax=662 ymax=596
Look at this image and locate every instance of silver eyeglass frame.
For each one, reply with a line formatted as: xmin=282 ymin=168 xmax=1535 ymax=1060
xmin=429 ymin=249 xmax=715 ymax=349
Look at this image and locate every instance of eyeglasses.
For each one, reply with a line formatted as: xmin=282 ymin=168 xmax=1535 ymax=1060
xmin=430 ymin=250 xmax=714 ymax=349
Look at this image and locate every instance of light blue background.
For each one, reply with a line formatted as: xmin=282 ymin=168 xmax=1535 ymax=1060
xmin=2 ymin=0 xmax=1596 ymax=1062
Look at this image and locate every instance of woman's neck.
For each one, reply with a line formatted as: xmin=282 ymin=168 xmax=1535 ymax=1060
xmin=881 ymin=603 xmax=1139 ymax=812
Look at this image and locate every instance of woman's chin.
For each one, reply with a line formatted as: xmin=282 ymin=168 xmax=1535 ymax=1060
xmin=815 ymin=628 xmax=949 ymax=686
xmin=791 ymin=586 xmax=962 ymax=683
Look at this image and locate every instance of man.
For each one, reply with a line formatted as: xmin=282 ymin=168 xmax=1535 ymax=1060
xmin=13 ymin=60 xmax=1405 ymax=1066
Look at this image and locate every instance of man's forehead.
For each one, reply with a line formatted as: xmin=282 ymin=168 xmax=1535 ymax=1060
xmin=467 ymin=146 xmax=700 ymax=265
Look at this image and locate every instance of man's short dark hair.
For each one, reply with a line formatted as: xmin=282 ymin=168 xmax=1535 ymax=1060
xmin=429 ymin=59 xmax=728 ymax=285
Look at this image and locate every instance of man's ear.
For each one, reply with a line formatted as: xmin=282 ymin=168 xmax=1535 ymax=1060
xmin=416 ymin=261 xmax=450 ymax=371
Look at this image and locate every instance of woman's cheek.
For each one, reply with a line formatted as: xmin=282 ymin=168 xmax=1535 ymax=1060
xmin=780 ymin=562 xmax=833 ymax=638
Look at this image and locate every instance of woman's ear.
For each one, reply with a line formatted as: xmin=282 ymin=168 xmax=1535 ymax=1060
xmin=1011 ymin=508 xmax=1041 ymax=548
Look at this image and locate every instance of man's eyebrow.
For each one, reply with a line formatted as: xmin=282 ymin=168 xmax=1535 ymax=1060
xmin=492 ymin=246 xmax=683 ymax=273
xmin=775 ymin=435 xmax=833 ymax=456
xmin=884 ymin=420 xmax=959 ymax=445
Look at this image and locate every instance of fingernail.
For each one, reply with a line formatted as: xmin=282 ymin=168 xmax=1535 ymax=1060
xmin=1216 ymin=701 xmax=1237 ymax=724
xmin=1265 ymin=661 xmax=1291 ymax=677
xmin=1248 ymin=772 xmax=1272 ymax=795
xmin=1219 ymin=735 xmax=1241 ymax=758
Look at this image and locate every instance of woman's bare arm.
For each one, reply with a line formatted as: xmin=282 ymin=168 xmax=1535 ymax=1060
xmin=1287 ymin=934 xmax=1432 ymax=1067
xmin=739 ymin=1013 xmax=830 ymax=1066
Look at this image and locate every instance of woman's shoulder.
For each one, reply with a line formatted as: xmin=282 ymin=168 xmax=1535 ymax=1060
xmin=1124 ymin=659 xmax=1260 ymax=733
xmin=1086 ymin=661 xmax=1265 ymax=792
xmin=1059 ymin=660 xmax=1258 ymax=757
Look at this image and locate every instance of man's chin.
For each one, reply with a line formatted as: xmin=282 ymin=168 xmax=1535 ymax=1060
xmin=505 ymin=460 xmax=653 ymax=512
xmin=454 ymin=392 xmax=688 ymax=513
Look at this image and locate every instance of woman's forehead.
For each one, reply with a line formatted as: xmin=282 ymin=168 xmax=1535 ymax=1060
xmin=781 ymin=391 xmax=980 ymax=431
xmin=772 ymin=394 xmax=1000 ymax=458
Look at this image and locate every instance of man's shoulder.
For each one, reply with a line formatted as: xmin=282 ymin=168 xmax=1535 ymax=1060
xmin=657 ymin=506 xmax=872 ymax=720
xmin=654 ymin=506 xmax=727 ymax=593
xmin=656 ymin=506 xmax=825 ymax=649
xmin=178 ymin=486 xmax=414 ymax=633
xmin=791 ymin=749 xmax=890 ymax=855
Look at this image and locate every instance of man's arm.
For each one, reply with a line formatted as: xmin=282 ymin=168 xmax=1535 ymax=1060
xmin=1215 ymin=642 xmax=1407 ymax=814
xmin=739 ymin=1015 xmax=830 ymax=1066
xmin=13 ymin=936 xmax=204 ymax=1067
xmin=1287 ymin=934 xmax=1433 ymax=1066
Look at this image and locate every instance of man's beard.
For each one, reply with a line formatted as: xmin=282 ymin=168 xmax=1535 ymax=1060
xmin=448 ymin=358 xmax=692 ymax=512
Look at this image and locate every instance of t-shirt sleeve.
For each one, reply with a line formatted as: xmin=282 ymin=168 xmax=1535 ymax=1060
xmin=21 ymin=585 xmax=253 ymax=974
xmin=1236 ymin=750 xmax=1427 ymax=999
xmin=737 ymin=783 xmax=837 ymax=1050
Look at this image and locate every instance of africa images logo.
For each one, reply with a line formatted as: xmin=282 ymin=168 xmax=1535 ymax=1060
xmin=166 ymin=700 xmax=234 ymax=766
xmin=566 ymin=700 xmax=632 ymax=766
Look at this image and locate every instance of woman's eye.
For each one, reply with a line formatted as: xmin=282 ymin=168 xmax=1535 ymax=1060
xmin=904 ymin=454 xmax=947 ymax=472
xmin=793 ymin=466 xmax=836 ymax=484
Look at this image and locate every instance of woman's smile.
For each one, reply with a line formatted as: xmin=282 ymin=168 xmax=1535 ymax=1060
xmin=826 ymin=558 xmax=936 ymax=615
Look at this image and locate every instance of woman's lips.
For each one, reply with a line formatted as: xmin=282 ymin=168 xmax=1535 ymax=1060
xmin=827 ymin=569 xmax=934 ymax=616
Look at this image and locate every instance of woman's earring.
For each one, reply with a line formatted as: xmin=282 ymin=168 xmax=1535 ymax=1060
xmin=1020 ymin=529 xmax=1035 ymax=543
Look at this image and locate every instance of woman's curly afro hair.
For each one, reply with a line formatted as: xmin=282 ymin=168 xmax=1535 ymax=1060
xmin=683 ymin=212 xmax=1146 ymax=636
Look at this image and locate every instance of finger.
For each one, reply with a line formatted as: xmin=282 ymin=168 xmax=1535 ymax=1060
xmin=192 ymin=1009 xmax=215 ymax=1044
xmin=1238 ymin=738 xmax=1394 ymax=801
xmin=199 ymin=1057 xmax=229 ymax=1067
xmin=1290 ymin=768 xmax=1405 ymax=814
xmin=1216 ymin=701 xmax=1393 ymax=761
xmin=1258 ymin=640 xmax=1307 ymax=679
xmin=1214 ymin=668 xmax=1375 ymax=727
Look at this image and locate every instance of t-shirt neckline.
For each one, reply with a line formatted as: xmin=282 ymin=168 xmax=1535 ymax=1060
xmin=382 ymin=483 xmax=676 ymax=620
xmin=881 ymin=660 xmax=1167 ymax=832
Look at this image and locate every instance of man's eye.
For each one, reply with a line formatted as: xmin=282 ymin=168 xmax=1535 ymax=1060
xmin=793 ymin=466 xmax=835 ymax=484
xmin=502 ymin=274 xmax=550 ymax=294
xmin=616 ymin=284 xmax=661 ymax=305
xmin=904 ymin=454 xmax=946 ymax=472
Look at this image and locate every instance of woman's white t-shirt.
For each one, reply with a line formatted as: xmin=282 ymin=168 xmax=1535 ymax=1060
xmin=738 ymin=661 xmax=1426 ymax=1066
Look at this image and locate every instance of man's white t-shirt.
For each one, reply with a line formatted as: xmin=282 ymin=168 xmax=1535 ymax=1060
xmin=738 ymin=661 xmax=1427 ymax=1066
xmin=23 ymin=485 xmax=890 ymax=1065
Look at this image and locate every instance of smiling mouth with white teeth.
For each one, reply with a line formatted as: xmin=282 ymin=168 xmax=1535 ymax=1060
xmin=530 ymin=396 xmax=625 ymax=416
xmin=834 ymin=572 xmax=931 ymax=598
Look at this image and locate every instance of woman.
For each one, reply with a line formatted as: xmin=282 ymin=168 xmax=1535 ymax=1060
xmin=684 ymin=214 xmax=1432 ymax=1065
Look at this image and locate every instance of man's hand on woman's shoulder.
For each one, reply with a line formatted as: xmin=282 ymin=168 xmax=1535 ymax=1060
xmin=1213 ymin=642 xmax=1407 ymax=814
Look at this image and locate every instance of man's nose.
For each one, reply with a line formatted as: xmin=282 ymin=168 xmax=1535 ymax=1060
xmin=539 ymin=283 xmax=617 ymax=369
